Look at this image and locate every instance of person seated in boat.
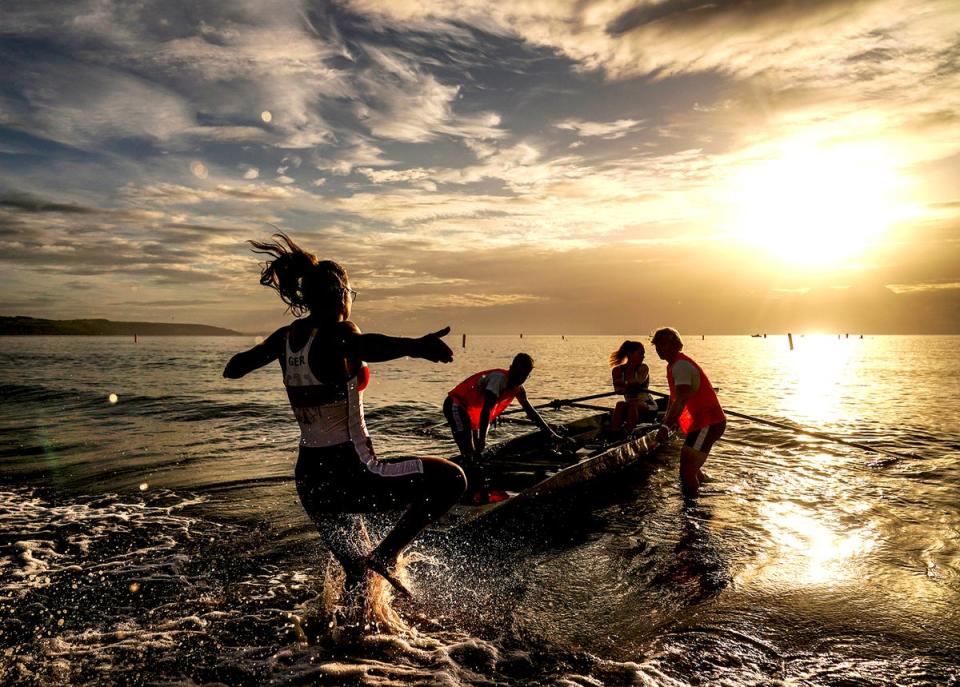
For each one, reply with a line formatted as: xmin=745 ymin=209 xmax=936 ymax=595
xmin=444 ymin=353 xmax=570 ymax=464
xmin=609 ymin=340 xmax=658 ymax=435
xmin=223 ymin=233 xmax=466 ymax=597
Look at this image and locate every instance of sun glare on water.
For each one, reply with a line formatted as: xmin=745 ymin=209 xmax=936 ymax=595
xmin=727 ymin=142 xmax=907 ymax=269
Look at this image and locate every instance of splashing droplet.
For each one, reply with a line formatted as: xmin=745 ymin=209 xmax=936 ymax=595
xmin=139 ymin=482 xmax=149 ymax=491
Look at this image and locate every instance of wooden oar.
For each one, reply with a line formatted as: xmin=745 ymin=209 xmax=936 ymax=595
xmin=499 ymin=390 xmax=619 ymax=416
xmin=645 ymin=389 xmax=913 ymax=462
xmin=554 ymin=401 xmax=615 ymax=413
xmin=422 ymin=390 xmax=619 ymax=433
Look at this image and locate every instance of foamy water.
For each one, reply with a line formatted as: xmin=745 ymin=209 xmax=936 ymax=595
xmin=1 ymin=334 xmax=958 ymax=685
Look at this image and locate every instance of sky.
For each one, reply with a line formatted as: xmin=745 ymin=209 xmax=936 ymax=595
xmin=1 ymin=0 xmax=959 ymax=335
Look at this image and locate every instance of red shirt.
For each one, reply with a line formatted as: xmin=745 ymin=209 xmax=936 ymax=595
xmin=667 ymin=352 xmax=725 ymax=433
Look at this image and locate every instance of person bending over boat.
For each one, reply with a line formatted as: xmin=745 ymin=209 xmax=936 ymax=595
xmin=223 ymin=233 xmax=466 ymax=596
xmin=444 ymin=353 xmax=568 ymax=464
xmin=652 ymin=327 xmax=726 ymax=500
xmin=609 ymin=340 xmax=658 ymax=435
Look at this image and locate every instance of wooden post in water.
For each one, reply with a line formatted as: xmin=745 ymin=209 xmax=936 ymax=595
xmin=788 ymin=333 xmax=794 ymax=350
xmin=462 ymin=333 xmax=466 ymax=348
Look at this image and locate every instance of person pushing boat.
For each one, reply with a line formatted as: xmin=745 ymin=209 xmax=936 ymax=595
xmin=444 ymin=353 xmax=570 ymax=464
xmin=223 ymin=234 xmax=466 ymax=597
xmin=652 ymin=327 xmax=726 ymax=500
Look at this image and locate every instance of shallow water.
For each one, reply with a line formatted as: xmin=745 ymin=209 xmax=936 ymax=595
xmin=1 ymin=334 xmax=958 ymax=686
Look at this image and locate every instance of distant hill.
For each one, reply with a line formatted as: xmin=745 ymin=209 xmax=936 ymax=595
xmin=0 ymin=316 xmax=242 ymax=336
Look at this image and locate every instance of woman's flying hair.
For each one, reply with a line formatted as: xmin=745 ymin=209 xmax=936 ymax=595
xmin=249 ymin=232 xmax=348 ymax=317
xmin=609 ymin=340 xmax=644 ymax=367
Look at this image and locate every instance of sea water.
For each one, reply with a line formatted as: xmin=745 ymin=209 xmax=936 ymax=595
xmin=0 ymin=334 xmax=958 ymax=686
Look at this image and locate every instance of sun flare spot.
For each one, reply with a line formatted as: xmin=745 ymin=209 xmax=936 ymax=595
xmin=189 ymin=160 xmax=208 ymax=179
xmin=761 ymin=502 xmax=876 ymax=585
xmin=727 ymin=142 xmax=908 ymax=269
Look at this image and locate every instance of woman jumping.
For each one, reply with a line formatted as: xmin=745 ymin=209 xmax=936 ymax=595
xmin=223 ymin=234 xmax=466 ymax=597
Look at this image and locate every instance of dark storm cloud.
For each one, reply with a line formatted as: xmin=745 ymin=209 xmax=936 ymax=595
xmin=0 ymin=194 xmax=97 ymax=214
xmin=606 ymin=0 xmax=870 ymax=36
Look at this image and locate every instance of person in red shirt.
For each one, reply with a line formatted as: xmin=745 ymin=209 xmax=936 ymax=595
xmin=444 ymin=353 xmax=567 ymax=463
xmin=652 ymin=327 xmax=726 ymax=499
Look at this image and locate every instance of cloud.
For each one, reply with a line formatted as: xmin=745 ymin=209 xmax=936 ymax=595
xmin=357 ymin=167 xmax=435 ymax=184
xmin=0 ymin=194 xmax=97 ymax=215
xmin=124 ymin=183 xmax=299 ymax=205
xmin=314 ymin=136 xmax=397 ymax=175
xmin=886 ymin=281 xmax=960 ymax=294
xmin=554 ymin=118 xmax=646 ymax=139
xmin=355 ymin=45 xmax=505 ymax=143
xmin=347 ymin=0 xmax=959 ymax=83
xmin=362 ymin=291 xmax=544 ymax=314
xmin=0 ymin=1 xmax=347 ymax=150
xmin=1 ymin=58 xmax=196 ymax=149
xmin=345 ymin=1 xmax=960 ymax=177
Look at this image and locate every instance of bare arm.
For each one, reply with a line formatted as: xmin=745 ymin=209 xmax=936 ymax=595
xmin=223 ymin=328 xmax=285 ymax=379
xmin=345 ymin=326 xmax=453 ymax=364
xmin=638 ymin=363 xmax=650 ymax=385
xmin=662 ymin=384 xmax=693 ymax=428
xmin=612 ymin=367 xmax=626 ymax=394
xmin=518 ymin=388 xmax=557 ymax=436
xmin=655 ymin=384 xmax=693 ymax=443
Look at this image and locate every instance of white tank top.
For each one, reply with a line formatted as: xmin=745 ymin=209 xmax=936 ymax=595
xmin=284 ymin=330 xmax=356 ymax=448
xmin=283 ymin=327 xmax=420 ymax=477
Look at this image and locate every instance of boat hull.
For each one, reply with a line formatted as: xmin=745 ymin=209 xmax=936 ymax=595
xmin=446 ymin=412 xmax=672 ymax=528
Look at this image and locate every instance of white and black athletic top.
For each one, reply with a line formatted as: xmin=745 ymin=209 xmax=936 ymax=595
xmin=283 ymin=328 xmax=421 ymax=476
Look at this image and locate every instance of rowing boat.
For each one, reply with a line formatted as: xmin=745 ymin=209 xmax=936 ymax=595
xmin=447 ymin=408 xmax=673 ymax=527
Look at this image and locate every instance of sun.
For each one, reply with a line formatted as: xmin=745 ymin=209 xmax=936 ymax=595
xmin=725 ymin=142 xmax=906 ymax=269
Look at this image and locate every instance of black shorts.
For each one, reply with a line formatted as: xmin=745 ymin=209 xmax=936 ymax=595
xmin=295 ymin=443 xmax=425 ymax=515
xmin=443 ymin=396 xmax=472 ymax=435
xmin=683 ymin=420 xmax=726 ymax=455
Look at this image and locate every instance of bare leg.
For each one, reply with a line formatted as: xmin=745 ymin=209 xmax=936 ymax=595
xmin=679 ymin=445 xmax=708 ymax=499
xmin=308 ymin=513 xmax=372 ymax=594
xmin=444 ymin=397 xmax=476 ymax=461
xmin=624 ymin=400 xmax=640 ymax=433
xmin=451 ymin=429 xmax=475 ymax=462
xmin=369 ymin=456 xmax=466 ymax=570
xmin=611 ymin=401 xmax=626 ymax=432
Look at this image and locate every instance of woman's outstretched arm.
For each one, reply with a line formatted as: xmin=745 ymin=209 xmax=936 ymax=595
xmin=346 ymin=325 xmax=453 ymax=364
xmin=223 ymin=327 xmax=285 ymax=378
